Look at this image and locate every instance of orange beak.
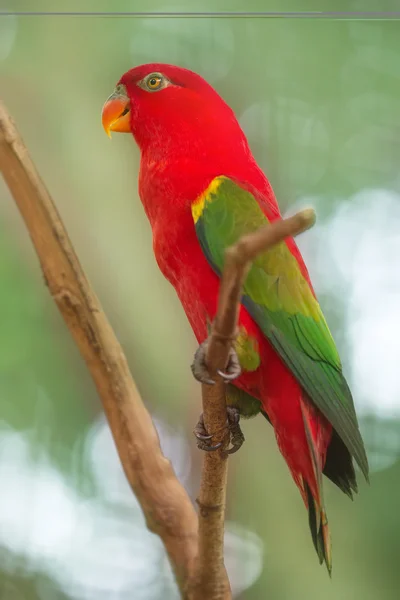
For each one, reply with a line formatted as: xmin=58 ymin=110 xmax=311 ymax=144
xmin=101 ymin=85 xmax=131 ymax=138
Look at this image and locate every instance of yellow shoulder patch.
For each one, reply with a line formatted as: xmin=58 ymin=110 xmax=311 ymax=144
xmin=235 ymin=327 xmax=261 ymax=372
xmin=191 ymin=176 xmax=226 ymax=223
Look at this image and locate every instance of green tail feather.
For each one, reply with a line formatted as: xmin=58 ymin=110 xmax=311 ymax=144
xmin=300 ymin=397 xmax=332 ymax=575
xmin=305 ymin=482 xmax=332 ymax=576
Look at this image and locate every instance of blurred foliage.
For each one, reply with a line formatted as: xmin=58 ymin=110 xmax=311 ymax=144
xmin=1 ymin=2 xmax=400 ymax=599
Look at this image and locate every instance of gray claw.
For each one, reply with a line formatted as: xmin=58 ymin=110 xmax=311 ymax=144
xmin=200 ymin=441 xmax=223 ymax=452
xmin=195 ymin=432 xmax=213 ymax=441
xmin=191 ymin=339 xmax=241 ymax=385
xmin=191 ymin=340 xmax=216 ymax=385
xmin=217 ymin=370 xmax=237 ymax=381
xmin=217 ymin=347 xmax=241 ymax=383
xmin=193 ymin=407 xmax=245 ymax=455
xmin=224 ymin=406 xmax=245 ymax=455
xmin=193 ymin=413 xmax=222 ymax=452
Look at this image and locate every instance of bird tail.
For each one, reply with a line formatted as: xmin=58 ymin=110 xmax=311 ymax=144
xmin=300 ymin=395 xmax=332 ymax=576
xmin=304 ymin=480 xmax=332 ymax=576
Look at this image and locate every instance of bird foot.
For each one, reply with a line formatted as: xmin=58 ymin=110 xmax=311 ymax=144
xmin=193 ymin=407 xmax=245 ymax=454
xmin=190 ymin=339 xmax=241 ymax=385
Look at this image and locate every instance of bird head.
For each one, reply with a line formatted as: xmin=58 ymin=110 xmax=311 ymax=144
xmin=101 ymin=63 xmax=244 ymax=156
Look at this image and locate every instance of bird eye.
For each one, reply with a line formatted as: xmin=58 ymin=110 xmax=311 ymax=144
xmin=146 ymin=74 xmax=163 ymax=91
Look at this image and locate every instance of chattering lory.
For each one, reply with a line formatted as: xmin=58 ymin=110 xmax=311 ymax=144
xmin=102 ymin=64 xmax=369 ymax=573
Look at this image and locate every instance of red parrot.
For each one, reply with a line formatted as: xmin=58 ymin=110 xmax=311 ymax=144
xmin=101 ymin=64 xmax=369 ymax=573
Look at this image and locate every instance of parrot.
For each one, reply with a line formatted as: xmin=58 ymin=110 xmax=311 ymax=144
xmin=101 ymin=63 xmax=369 ymax=574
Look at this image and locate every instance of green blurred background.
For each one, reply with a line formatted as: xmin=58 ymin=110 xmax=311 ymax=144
xmin=1 ymin=2 xmax=400 ymax=599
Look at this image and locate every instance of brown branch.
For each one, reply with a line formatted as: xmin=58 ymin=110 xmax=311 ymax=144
xmin=0 ymin=99 xmax=316 ymax=599
xmin=0 ymin=101 xmax=199 ymax=595
xmin=190 ymin=212 xmax=316 ymax=600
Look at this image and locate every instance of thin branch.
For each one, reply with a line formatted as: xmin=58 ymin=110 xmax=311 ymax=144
xmin=0 ymin=101 xmax=199 ymax=595
xmin=191 ymin=211 xmax=316 ymax=600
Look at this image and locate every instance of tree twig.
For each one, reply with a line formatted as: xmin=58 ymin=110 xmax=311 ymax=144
xmin=191 ymin=211 xmax=316 ymax=600
xmin=0 ymin=101 xmax=199 ymax=595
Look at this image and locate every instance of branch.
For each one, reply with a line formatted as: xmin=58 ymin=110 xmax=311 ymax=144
xmin=0 ymin=99 xmax=316 ymax=599
xmin=191 ymin=212 xmax=316 ymax=599
xmin=0 ymin=101 xmax=199 ymax=595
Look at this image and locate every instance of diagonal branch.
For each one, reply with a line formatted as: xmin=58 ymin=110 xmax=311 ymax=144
xmin=0 ymin=99 xmax=316 ymax=600
xmin=0 ymin=101 xmax=199 ymax=595
xmin=191 ymin=211 xmax=316 ymax=600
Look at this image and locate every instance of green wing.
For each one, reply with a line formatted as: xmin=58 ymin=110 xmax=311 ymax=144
xmin=192 ymin=176 xmax=368 ymax=480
